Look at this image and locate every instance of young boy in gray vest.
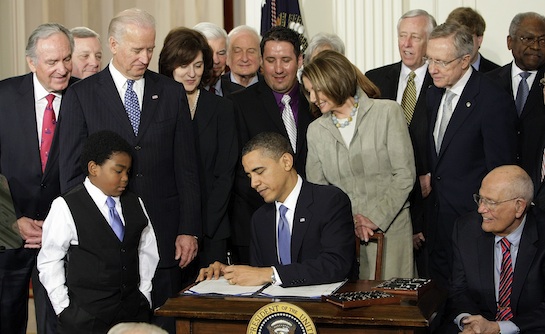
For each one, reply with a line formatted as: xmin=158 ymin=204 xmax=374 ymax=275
xmin=37 ymin=130 xmax=159 ymax=334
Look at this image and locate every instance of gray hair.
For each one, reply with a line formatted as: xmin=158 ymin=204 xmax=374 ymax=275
xmin=71 ymin=26 xmax=100 ymax=40
xmin=227 ymin=25 xmax=261 ymax=53
xmin=429 ymin=23 xmax=474 ymax=58
xmin=26 ymin=23 xmax=73 ymax=62
xmin=108 ymin=8 xmax=155 ymax=43
xmin=107 ymin=322 xmax=167 ymax=334
xmin=508 ymin=12 xmax=545 ymax=38
xmin=398 ymin=9 xmax=437 ymax=37
xmin=193 ymin=22 xmax=227 ymax=42
xmin=304 ymin=32 xmax=345 ymax=64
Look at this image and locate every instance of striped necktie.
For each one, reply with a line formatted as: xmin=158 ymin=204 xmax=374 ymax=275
xmin=281 ymin=94 xmax=297 ymax=153
xmin=401 ymin=71 xmax=417 ymax=124
xmin=496 ymin=238 xmax=514 ymax=321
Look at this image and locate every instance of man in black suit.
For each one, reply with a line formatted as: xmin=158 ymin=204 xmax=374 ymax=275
xmin=58 ymin=8 xmax=200 ymax=333
xmin=425 ymin=23 xmax=518 ymax=289
xmin=228 ymin=26 xmax=315 ymax=264
xmin=441 ymin=165 xmax=545 ymax=334
xmin=365 ymin=9 xmax=436 ymax=278
xmin=486 ymin=12 xmax=545 ymax=212
xmin=197 ymin=132 xmax=354 ymax=286
xmin=0 ymin=23 xmax=76 ymax=334
xmin=445 ymin=7 xmax=500 ymax=73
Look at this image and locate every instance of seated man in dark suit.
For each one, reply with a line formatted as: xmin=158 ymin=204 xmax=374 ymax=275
xmin=197 ymin=132 xmax=355 ymax=287
xmin=441 ymin=165 xmax=545 ymax=334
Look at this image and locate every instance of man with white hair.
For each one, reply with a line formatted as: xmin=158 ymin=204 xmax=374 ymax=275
xmin=193 ymin=22 xmax=228 ymax=96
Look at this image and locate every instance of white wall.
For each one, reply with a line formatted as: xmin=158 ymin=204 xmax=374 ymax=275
xmin=245 ymin=0 xmax=545 ymax=72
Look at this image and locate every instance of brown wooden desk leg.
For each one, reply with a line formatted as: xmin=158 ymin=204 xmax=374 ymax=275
xmin=176 ymin=319 xmax=191 ymax=334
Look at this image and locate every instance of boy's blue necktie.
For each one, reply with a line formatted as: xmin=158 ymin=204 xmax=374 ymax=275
xmin=106 ymin=196 xmax=124 ymax=241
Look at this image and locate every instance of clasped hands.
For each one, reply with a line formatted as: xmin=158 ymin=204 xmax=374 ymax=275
xmin=17 ymin=216 xmax=43 ymax=249
xmin=196 ymin=261 xmax=272 ymax=286
xmin=354 ymin=213 xmax=379 ymax=242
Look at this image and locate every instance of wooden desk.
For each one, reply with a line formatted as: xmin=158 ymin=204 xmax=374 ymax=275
xmin=155 ymin=280 xmax=444 ymax=334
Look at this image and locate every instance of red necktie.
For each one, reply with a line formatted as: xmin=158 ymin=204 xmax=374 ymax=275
xmin=208 ymin=85 xmax=216 ymax=95
xmin=40 ymin=94 xmax=56 ymax=172
xmin=496 ymin=238 xmax=514 ymax=321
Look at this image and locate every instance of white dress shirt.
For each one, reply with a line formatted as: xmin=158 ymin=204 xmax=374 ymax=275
xmin=109 ymin=61 xmax=145 ymax=110
xmin=271 ymin=175 xmax=303 ymax=285
xmin=37 ymin=177 xmax=159 ymax=315
xmin=396 ymin=62 xmax=428 ymax=105
xmin=32 ymin=74 xmax=62 ymax=144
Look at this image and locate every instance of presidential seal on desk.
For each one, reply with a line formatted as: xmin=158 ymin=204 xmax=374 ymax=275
xmin=247 ymin=302 xmax=316 ymax=334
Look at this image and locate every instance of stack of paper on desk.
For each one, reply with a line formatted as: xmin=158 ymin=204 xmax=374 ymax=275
xmin=183 ymin=277 xmax=345 ymax=300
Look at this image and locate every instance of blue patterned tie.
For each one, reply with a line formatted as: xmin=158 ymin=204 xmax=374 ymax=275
xmin=106 ymin=196 xmax=125 ymax=241
xmin=125 ymin=79 xmax=140 ymax=135
xmin=278 ymin=205 xmax=291 ymax=265
xmin=515 ymin=71 xmax=530 ymax=116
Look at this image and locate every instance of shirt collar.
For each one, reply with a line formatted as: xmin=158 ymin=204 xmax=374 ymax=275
xmin=83 ymin=177 xmax=119 ymax=208
xmin=275 ymin=175 xmax=303 ymax=213
xmin=511 ymin=61 xmax=538 ymax=79
xmin=32 ymin=74 xmax=61 ymax=102
xmin=448 ymin=66 xmax=473 ymax=97
xmin=109 ymin=60 xmax=145 ymax=93
xmin=400 ymin=62 xmax=428 ymax=81
xmin=273 ymin=82 xmax=300 ymax=110
xmin=494 ymin=214 xmax=527 ymax=248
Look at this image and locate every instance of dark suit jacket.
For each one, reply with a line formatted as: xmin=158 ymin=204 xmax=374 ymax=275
xmin=249 ymin=180 xmax=355 ymax=286
xmin=365 ymin=62 xmax=432 ymax=235
xmin=220 ymin=72 xmax=245 ymax=97
xmin=477 ymin=54 xmax=500 ymax=73
xmin=443 ymin=210 xmax=545 ymax=333
xmin=193 ymin=90 xmax=237 ymax=240
xmin=426 ymin=70 xmax=517 ymax=278
xmin=486 ymin=63 xmax=545 ymax=202
xmin=220 ymin=72 xmax=263 ymax=97
xmin=228 ymin=80 xmax=315 ymax=248
xmin=58 ymin=67 xmax=201 ymax=268
xmin=0 ymin=73 xmax=77 ymax=221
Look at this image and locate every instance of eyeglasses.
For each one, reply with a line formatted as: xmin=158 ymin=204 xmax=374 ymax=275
xmin=473 ymin=194 xmax=519 ymax=210
xmin=516 ymin=36 xmax=545 ymax=47
xmin=423 ymin=56 xmax=462 ymax=68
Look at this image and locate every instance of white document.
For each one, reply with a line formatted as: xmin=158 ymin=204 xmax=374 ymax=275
xmin=184 ymin=277 xmax=263 ymax=296
xmin=260 ymin=280 xmax=346 ymax=299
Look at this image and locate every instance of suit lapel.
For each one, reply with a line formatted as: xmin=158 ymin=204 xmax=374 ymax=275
xmin=17 ymin=74 xmax=42 ymax=176
xmin=383 ymin=63 xmax=402 ymax=99
xmin=511 ymin=214 xmax=538 ymax=313
xmin=139 ymin=70 xmax=168 ymax=142
xmin=438 ymin=71 xmax=480 ymax=157
xmin=96 ymin=69 xmax=136 ymax=141
xmin=428 ymin=85 xmax=444 ymax=163
xmin=520 ymin=67 xmax=545 ymax=120
xmin=258 ymin=82 xmax=286 ymax=135
xmin=291 ymin=181 xmax=313 ymax=263
xmin=194 ymin=92 xmax=216 ymax=136
xmin=478 ymin=230 xmax=497 ymax=314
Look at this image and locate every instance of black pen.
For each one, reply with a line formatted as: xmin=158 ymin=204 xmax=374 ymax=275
xmin=227 ymin=251 xmax=233 ymax=266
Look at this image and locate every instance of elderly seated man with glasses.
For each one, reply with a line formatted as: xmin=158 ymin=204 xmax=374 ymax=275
xmin=438 ymin=165 xmax=545 ymax=334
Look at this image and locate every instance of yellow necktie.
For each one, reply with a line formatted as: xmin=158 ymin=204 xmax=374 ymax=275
xmin=401 ymin=71 xmax=417 ymax=124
